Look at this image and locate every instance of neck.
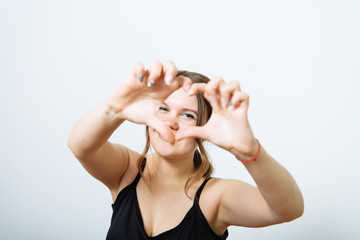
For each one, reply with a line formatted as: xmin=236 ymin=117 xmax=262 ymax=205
xmin=147 ymin=153 xmax=195 ymax=186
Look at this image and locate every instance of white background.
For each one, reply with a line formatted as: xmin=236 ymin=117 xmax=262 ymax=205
xmin=1 ymin=0 xmax=359 ymax=239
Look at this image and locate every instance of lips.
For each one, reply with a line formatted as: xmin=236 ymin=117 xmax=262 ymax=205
xmin=156 ymin=131 xmax=165 ymax=141
xmin=154 ymin=129 xmax=175 ymax=143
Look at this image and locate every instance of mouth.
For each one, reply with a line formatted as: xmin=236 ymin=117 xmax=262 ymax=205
xmin=155 ymin=129 xmax=175 ymax=143
xmin=157 ymin=131 xmax=167 ymax=142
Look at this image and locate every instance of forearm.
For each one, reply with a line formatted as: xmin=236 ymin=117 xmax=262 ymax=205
xmin=242 ymin=147 xmax=304 ymax=221
xmin=68 ymin=100 xmax=124 ymax=159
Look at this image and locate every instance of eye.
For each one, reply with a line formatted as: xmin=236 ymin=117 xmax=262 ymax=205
xmin=159 ymin=106 xmax=168 ymax=111
xmin=182 ymin=112 xmax=196 ymax=120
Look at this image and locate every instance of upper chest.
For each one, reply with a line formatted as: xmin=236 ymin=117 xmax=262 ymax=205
xmin=135 ymin=178 xmax=223 ymax=237
xmin=136 ymin=179 xmax=194 ymax=237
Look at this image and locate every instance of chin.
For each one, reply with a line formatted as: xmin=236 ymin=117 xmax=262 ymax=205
xmin=149 ymin=129 xmax=176 ymax=156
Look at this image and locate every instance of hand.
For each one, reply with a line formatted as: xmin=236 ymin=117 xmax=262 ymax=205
xmin=106 ymin=60 xmax=191 ymax=143
xmin=176 ymin=76 xmax=258 ymax=160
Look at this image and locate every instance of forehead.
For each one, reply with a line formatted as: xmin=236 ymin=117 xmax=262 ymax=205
xmin=164 ymin=88 xmax=198 ymax=111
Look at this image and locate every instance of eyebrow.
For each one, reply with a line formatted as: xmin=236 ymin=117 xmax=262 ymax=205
xmin=162 ymin=102 xmax=198 ymax=116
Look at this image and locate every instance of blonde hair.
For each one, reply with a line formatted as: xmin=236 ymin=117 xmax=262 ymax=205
xmin=137 ymin=71 xmax=213 ymax=197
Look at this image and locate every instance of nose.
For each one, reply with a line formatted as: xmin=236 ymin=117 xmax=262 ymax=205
xmin=164 ymin=114 xmax=179 ymax=131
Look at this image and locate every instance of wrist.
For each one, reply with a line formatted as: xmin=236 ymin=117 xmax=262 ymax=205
xmin=232 ymin=139 xmax=261 ymax=163
xmin=102 ymin=99 xmax=126 ymax=122
xmin=104 ymin=86 xmax=132 ymax=115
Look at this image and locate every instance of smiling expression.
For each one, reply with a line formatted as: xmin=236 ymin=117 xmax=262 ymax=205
xmin=149 ymin=87 xmax=199 ymax=158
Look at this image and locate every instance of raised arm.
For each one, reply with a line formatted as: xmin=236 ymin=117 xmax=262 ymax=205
xmin=215 ymin=148 xmax=304 ymax=228
xmin=176 ymin=77 xmax=304 ymax=228
xmin=67 ymin=101 xmax=131 ymax=191
xmin=68 ymin=61 xmax=190 ymax=192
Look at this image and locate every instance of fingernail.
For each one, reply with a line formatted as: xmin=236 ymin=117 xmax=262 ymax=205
xmin=165 ymin=75 xmax=173 ymax=85
xmin=228 ymin=100 xmax=233 ymax=106
xmin=188 ymin=88 xmax=194 ymax=95
xmin=221 ymin=97 xmax=227 ymax=107
xmin=147 ymin=80 xmax=154 ymax=87
xmin=185 ymin=84 xmax=190 ymax=92
xmin=139 ymin=74 xmax=144 ymax=83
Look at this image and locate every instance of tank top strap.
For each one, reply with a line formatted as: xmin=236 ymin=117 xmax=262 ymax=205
xmin=141 ymin=157 xmax=146 ymax=172
xmin=195 ymin=177 xmax=212 ymax=201
xmin=133 ymin=172 xmax=141 ymax=185
xmin=133 ymin=157 xmax=146 ymax=185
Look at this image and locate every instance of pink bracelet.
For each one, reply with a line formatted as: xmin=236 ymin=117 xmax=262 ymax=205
xmin=236 ymin=139 xmax=261 ymax=163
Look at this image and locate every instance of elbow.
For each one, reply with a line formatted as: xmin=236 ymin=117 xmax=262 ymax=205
xmin=276 ymin=199 xmax=305 ymax=223
xmin=283 ymin=190 xmax=305 ymax=222
xmin=296 ymin=199 xmax=305 ymax=219
xmin=67 ymin=136 xmax=73 ymax=150
xmin=67 ymin=135 xmax=85 ymax=159
xmin=293 ymin=192 xmax=305 ymax=220
xmin=287 ymin=203 xmax=304 ymax=222
xmin=67 ymin=135 xmax=99 ymax=161
xmin=67 ymin=135 xmax=77 ymax=155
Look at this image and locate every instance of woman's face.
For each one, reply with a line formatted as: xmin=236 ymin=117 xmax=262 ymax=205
xmin=149 ymin=85 xmax=199 ymax=158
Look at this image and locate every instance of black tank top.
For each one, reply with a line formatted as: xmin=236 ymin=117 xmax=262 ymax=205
xmin=106 ymin=170 xmax=229 ymax=239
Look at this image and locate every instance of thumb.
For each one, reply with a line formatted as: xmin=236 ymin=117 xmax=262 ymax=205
xmin=147 ymin=117 xmax=175 ymax=143
xmin=176 ymin=126 xmax=208 ymax=141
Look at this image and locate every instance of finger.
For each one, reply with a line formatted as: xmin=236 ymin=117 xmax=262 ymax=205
xmin=163 ymin=60 xmax=178 ymax=85
xmin=175 ymin=126 xmax=208 ymax=141
xmin=204 ymin=76 xmax=225 ymax=110
xmin=229 ymin=91 xmax=250 ymax=109
xmin=180 ymin=76 xmax=192 ymax=92
xmin=127 ymin=61 xmax=146 ymax=84
xmin=219 ymin=81 xmax=241 ymax=107
xmin=147 ymin=61 xmax=163 ymax=88
xmin=133 ymin=61 xmax=145 ymax=83
xmin=171 ymin=75 xmax=192 ymax=93
xmin=147 ymin=117 xmax=175 ymax=143
xmin=188 ymin=83 xmax=206 ymax=96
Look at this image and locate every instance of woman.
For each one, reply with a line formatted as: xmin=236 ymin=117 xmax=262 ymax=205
xmin=68 ymin=60 xmax=304 ymax=239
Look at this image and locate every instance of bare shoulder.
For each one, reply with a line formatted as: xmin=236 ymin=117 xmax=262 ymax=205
xmin=200 ymin=177 xmax=254 ymax=205
xmin=203 ymin=177 xmax=253 ymax=196
xmin=203 ymin=177 xmax=284 ymax=228
xmin=199 ymin=177 xmax=259 ymax=232
xmin=199 ymin=177 xmax=252 ymax=234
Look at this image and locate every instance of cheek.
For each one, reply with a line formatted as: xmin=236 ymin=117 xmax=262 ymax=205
xmin=148 ymin=127 xmax=158 ymax=142
xmin=156 ymin=111 xmax=166 ymax=122
xmin=180 ymin=135 xmax=198 ymax=149
xmin=178 ymin=118 xmax=197 ymax=128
